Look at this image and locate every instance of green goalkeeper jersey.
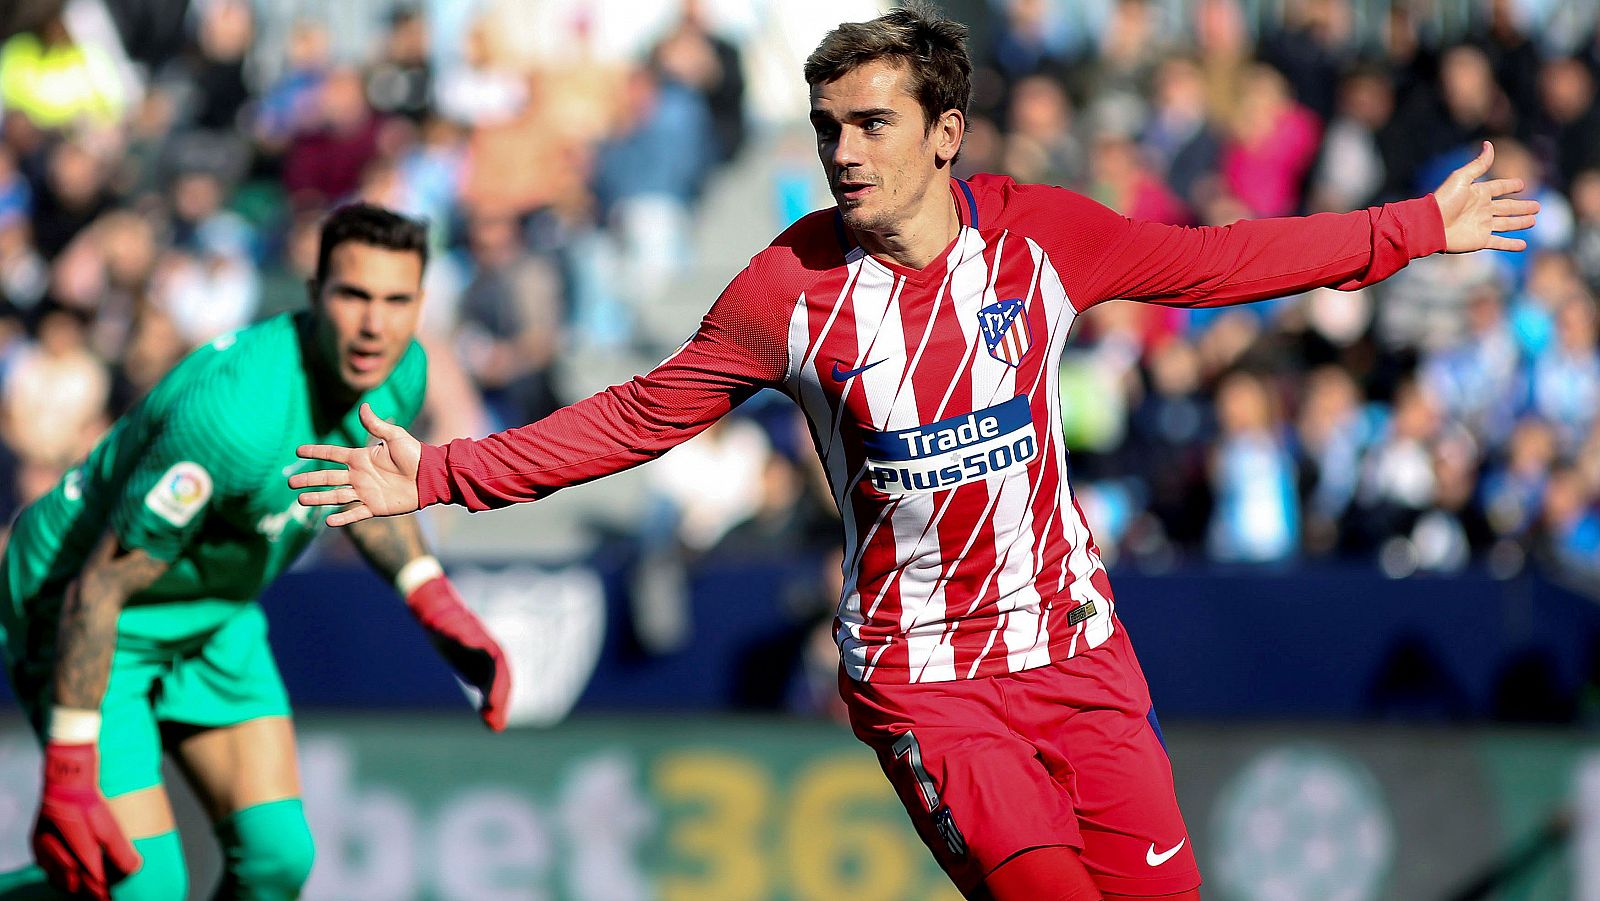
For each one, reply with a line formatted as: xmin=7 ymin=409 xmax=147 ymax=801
xmin=0 ymin=311 xmax=426 ymax=645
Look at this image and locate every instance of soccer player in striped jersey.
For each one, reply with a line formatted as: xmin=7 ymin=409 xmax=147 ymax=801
xmin=0 ymin=204 xmax=510 ymax=900
xmin=292 ymin=6 xmax=1538 ymax=898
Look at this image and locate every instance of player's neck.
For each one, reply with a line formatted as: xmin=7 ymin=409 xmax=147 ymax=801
xmin=297 ymin=313 xmax=361 ymax=417
xmin=855 ymin=181 xmax=960 ymax=271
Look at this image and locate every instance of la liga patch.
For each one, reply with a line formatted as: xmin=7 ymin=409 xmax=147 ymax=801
xmin=145 ymin=461 xmax=213 ymax=527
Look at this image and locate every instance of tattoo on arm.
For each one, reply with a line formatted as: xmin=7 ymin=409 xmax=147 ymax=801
xmin=54 ymin=535 xmax=169 ymax=710
xmin=346 ymin=515 xmax=429 ymax=583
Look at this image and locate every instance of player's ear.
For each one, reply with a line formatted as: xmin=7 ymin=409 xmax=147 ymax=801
xmin=933 ymin=109 xmax=964 ymax=165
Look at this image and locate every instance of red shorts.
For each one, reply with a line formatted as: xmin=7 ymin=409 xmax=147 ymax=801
xmin=841 ymin=620 xmax=1200 ymax=898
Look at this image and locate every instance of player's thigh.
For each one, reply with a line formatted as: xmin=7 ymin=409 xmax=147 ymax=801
xmin=843 ymin=674 xmax=1082 ymax=896
xmin=982 ymin=845 xmax=1101 ymax=901
xmin=166 ymin=716 xmax=300 ymax=820
xmin=153 ymin=604 xmax=297 ymax=819
xmin=1038 ymin=703 xmax=1199 ymax=896
xmin=873 ymin=726 xmax=1078 ymax=897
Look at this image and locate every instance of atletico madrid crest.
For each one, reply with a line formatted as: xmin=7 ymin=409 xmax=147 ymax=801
xmin=977 ymin=298 xmax=1032 ymax=367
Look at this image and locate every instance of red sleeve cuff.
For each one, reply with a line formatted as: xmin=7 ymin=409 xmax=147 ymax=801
xmin=1398 ymin=195 xmax=1447 ymax=258
xmin=416 ymin=442 xmax=451 ymax=509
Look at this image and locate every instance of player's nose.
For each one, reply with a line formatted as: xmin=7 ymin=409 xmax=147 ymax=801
xmin=358 ymin=300 xmax=386 ymax=335
xmin=832 ymin=129 xmax=866 ymax=168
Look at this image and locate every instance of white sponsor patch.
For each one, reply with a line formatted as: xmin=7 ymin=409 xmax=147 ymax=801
xmin=144 ymin=461 xmax=213 ymax=527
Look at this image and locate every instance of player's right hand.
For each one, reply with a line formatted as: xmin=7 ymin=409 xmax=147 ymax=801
xmin=292 ymin=402 xmax=422 ymax=526
xmin=32 ymin=742 xmax=141 ymax=900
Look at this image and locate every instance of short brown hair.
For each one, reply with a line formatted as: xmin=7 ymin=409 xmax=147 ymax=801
xmin=803 ymin=2 xmax=971 ymax=133
xmin=314 ymin=202 xmax=429 ymax=286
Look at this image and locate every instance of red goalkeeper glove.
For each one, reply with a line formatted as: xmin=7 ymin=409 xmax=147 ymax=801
xmin=32 ymin=741 xmax=141 ymax=900
xmin=406 ymin=572 xmax=512 ymax=731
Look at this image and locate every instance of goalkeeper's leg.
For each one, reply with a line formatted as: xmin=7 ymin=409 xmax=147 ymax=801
xmin=167 ymin=717 xmax=312 ymax=901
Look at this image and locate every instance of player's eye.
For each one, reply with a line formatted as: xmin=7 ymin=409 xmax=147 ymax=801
xmin=863 ymin=118 xmax=888 ymax=133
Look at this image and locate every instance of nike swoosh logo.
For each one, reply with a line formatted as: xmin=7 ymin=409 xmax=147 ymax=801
xmin=831 ymin=359 xmax=885 ymax=382
xmin=1146 ymin=838 xmax=1186 ymax=867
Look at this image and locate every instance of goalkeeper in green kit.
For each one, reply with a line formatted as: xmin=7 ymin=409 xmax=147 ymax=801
xmin=0 ymin=204 xmax=511 ymax=900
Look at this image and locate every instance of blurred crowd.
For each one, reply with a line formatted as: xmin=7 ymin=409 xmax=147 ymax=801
xmin=0 ymin=0 xmax=755 ymax=515
xmin=0 ymin=0 xmax=1597 ymax=613
xmin=942 ymin=0 xmax=1600 ymax=589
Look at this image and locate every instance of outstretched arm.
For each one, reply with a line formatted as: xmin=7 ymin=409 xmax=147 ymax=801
xmin=345 ymin=514 xmax=512 ymax=731
xmin=1058 ymin=141 xmax=1538 ymax=310
xmin=294 ymin=260 xmax=792 ymax=518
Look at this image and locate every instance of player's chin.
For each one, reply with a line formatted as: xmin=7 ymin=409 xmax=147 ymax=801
xmin=339 ymin=362 xmax=390 ymax=394
xmin=838 ymin=204 xmax=881 ymax=232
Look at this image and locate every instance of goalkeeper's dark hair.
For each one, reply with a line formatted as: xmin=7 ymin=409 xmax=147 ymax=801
xmin=314 ymin=203 xmax=429 ymax=285
xmin=803 ymin=2 xmax=971 ymax=135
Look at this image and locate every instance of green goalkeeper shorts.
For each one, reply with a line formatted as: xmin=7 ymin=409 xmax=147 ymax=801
xmin=1 ymin=600 xmax=291 ymax=798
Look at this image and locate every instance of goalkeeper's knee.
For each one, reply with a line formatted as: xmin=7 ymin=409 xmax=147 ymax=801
xmin=214 ymin=798 xmax=315 ymax=900
xmin=112 ymin=831 xmax=188 ymax=901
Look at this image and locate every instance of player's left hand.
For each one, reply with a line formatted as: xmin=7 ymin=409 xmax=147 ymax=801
xmin=292 ymin=403 xmax=421 ymax=527
xmin=406 ymin=575 xmax=512 ymax=731
xmin=1434 ymin=141 xmax=1541 ymax=253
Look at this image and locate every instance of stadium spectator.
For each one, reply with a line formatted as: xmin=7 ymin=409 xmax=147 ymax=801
xmin=364 ymin=7 xmax=434 ymax=124
xmin=31 ymin=138 xmax=113 ymax=260
xmin=1537 ymin=465 xmax=1600 ymax=578
xmin=455 ymin=211 xmax=564 ymax=429
xmin=591 ymin=60 xmax=714 ymax=321
xmin=999 ymin=74 xmax=1084 ymax=190
xmin=653 ymin=0 xmax=747 ymax=165
xmin=1129 ymin=337 xmax=1213 ymax=550
xmin=1482 ymin=416 xmax=1560 ymax=542
xmin=0 ymin=14 xmax=126 ymax=131
xmin=1529 ymin=293 xmax=1600 ymax=453
xmin=1348 ymin=379 xmax=1446 ymax=554
xmin=1533 ymin=56 xmax=1600 ymax=191
xmin=1140 ymin=56 xmax=1219 ymax=209
xmin=1419 ymin=284 xmax=1522 ymax=450
xmin=252 ymin=18 xmax=331 ymax=154
xmin=184 ymin=0 xmax=252 ymax=133
xmin=1571 ymin=168 xmax=1600 ymax=292
xmin=1307 ymin=65 xmax=1398 ymax=212
xmin=1221 ymin=63 xmax=1322 ymax=217
xmin=1296 ymin=364 xmax=1371 ymax=553
xmin=282 ymin=65 xmax=382 ymax=209
xmin=1 ymin=304 xmax=108 ymax=501
xmin=1257 ymin=0 xmax=1356 ymax=121
xmin=1208 ymin=370 xmax=1299 ymax=563
xmin=982 ymin=0 xmax=1072 ymax=118
xmin=0 ymin=212 xmax=46 ymax=313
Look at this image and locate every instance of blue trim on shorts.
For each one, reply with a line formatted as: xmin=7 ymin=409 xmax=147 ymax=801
xmin=1147 ymin=707 xmax=1168 ymax=754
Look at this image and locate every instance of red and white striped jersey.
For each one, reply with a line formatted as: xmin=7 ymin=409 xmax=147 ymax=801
xmin=416 ymin=174 xmax=1445 ymax=683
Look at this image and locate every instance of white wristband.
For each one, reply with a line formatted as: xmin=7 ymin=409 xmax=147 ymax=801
xmin=48 ymin=707 xmax=101 ymax=744
xmin=396 ymin=555 xmax=445 ymax=598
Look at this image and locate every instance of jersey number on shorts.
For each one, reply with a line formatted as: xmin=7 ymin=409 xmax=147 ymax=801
xmin=892 ymin=731 xmax=969 ymax=857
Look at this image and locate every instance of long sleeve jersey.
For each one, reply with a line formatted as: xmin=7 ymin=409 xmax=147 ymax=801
xmin=416 ymin=174 xmax=1446 ymax=683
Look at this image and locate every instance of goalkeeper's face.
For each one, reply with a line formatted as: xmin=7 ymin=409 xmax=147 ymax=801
xmin=311 ymin=241 xmax=425 ymax=396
